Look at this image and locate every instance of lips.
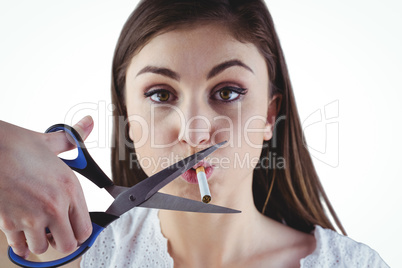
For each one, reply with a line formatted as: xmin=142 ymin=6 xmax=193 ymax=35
xmin=181 ymin=162 xmax=214 ymax=184
xmin=192 ymin=160 xmax=211 ymax=170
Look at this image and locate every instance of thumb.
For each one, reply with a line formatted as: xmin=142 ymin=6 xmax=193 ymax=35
xmin=46 ymin=116 xmax=94 ymax=154
xmin=72 ymin=115 xmax=94 ymax=141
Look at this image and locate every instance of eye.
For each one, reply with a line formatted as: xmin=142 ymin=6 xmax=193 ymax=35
xmin=144 ymin=89 xmax=175 ymax=103
xmin=219 ymin=88 xmax=239 ymax=101
xmin=212 ymin=86 xmax=247 ymax=102
xmin=151 ymin=91 xmax=170 ymax=102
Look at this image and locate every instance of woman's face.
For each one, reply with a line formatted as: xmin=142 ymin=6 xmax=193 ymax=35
xmin=125 ymin=24 xmax=277 ymax=205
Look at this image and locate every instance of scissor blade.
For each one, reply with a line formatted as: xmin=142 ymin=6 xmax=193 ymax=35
xmin=141 ymin=141 xmax=226 ymax=200
xmin=139 ymin=192 xmax=241 ymax=213
xmin=105 ymin=141 xmax=226 ymax=217
xmin=104 ymin=184 xmax=129 ymax=199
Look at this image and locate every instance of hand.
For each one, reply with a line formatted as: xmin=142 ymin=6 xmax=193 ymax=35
xmin=0 ymin=116 xmax=94 ymax=259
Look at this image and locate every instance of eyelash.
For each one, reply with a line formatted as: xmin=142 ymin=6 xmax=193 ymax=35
xmin=144 ymin=85 xmax=248 ymax=103
xmin=211 ymin=86 xmax=248 ymax=103
xmin=144 ymin=88 xmax=177 ymax=103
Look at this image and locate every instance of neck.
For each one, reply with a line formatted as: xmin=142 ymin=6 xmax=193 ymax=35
xmin=158 ymin=181 xmax=268 ymax=267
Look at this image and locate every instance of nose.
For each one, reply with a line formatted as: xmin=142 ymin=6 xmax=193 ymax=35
xmin=179 ymin=114 xmax=211 ymax=147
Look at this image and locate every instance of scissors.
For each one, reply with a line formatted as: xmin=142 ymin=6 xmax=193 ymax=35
xmin=8 ymin=124 xmax=240 ymax=268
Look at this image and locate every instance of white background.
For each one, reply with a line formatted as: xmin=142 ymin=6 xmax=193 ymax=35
xmin=0 ymin=0 xmax=400 ymax=266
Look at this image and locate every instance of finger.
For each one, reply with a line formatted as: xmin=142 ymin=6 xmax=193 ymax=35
xmin=25 ymin=228 xmax=49 ymax=255
xmin=45 ymin=116 xmax=94 ymax=154
xmin=5 ymin=231 xmax=30 ymax=258
xmin=47 ymin=216 xmax=78 ymax=254
xmin=73 ymin=115 xmax=94 ymax=141
xmin=69 ymin=193 xmax=92 ymax=245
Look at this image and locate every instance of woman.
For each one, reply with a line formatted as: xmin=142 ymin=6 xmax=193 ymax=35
xmin=0 ymin=0 xmax=389 ymax=267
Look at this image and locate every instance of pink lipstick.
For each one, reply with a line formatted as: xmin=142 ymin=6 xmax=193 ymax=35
xmin=181 ymin=162 xmax=213 ymax=184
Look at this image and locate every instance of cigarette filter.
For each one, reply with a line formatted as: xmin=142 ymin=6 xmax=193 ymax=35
xmin=196 ymin=166 xmax=211 ymax=203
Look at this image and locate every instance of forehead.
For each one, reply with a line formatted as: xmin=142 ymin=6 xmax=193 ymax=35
xmin=127 ymin=23 xmax=267 ymax=79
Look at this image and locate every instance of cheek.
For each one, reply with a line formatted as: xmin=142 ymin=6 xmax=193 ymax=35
xmin=148 ymin=106 xmax=184 ymax=146
xmin=240 ymin=113 xmax=267 ymax=149
xmin=128 ymin=102 xmax=183 ymax=148
xmin=129 ymin=117 xmax=149 ymax=145
xmin=209 ymin=109 xmax=267 ymax=176
xmin=127 ymin=105 xmax=185 ymax=177
xmin=216 ymin=99 xmax=267 ymax=146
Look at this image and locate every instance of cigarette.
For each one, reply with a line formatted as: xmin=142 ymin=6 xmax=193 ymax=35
xmin=196 ymin=166 xmax=211 ymax=203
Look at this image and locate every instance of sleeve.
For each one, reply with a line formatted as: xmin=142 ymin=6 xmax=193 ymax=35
xmin=350 ymin=242 xmax=389 ymax=268
xmin=300 ymin=225 xmax=389 ymax=268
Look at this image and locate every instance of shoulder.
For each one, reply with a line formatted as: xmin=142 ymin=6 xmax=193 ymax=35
xmin=81 ymin=208 xmax=173 ymax=267
xmin=300 ymin=225 xmax=389 ymax=267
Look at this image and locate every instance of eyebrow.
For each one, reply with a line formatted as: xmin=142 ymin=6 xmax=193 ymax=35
xmin=207 ymin=59 xmax=254 ymax=79
xmin=136 ymin=59 xmax=254 ymax=81
xmin=136 ymin=66 xmax=180 ymax=81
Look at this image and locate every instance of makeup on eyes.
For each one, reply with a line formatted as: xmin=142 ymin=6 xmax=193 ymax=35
xmin=196 ymin=166 xmax=211 ymax=203
xmin=143 ymin=87 xmax=177 ymax=103
xmin=211 ymin=86 xmax=248 ymax=102
xmin=144 ymin=85 xmax=248 ymax=103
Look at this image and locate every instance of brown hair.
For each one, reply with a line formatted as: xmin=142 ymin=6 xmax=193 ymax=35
xmin=110 ymin=0 xmax=346 ymax=235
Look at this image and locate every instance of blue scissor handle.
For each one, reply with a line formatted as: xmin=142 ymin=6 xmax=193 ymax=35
xmin=45 ymin=124 xmax=87 ymax=169
xmin=8 ymin=222 xmax=103 ymax=268
xmin=45 ymin=124 xmax=114 ymax=189
xmin=6 ymin=124 xmax=119 ymax=267
xmin=8 ymin=212 xmax=119 ymax=267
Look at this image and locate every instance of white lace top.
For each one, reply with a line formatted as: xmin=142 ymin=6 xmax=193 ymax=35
xmin=80 ymin=208 xmax=388 ymax=267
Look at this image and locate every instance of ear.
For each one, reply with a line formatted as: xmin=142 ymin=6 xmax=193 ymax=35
xmin=263 ymin=94 xmax=282 ymax=141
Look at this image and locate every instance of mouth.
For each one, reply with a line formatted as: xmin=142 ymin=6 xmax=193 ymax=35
xmin=181 ymin=161 xmax=214 ymax=184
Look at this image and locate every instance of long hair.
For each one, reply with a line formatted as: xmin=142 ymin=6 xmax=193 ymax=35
xmin=110 ymin=0 xmax=346 ymax=235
